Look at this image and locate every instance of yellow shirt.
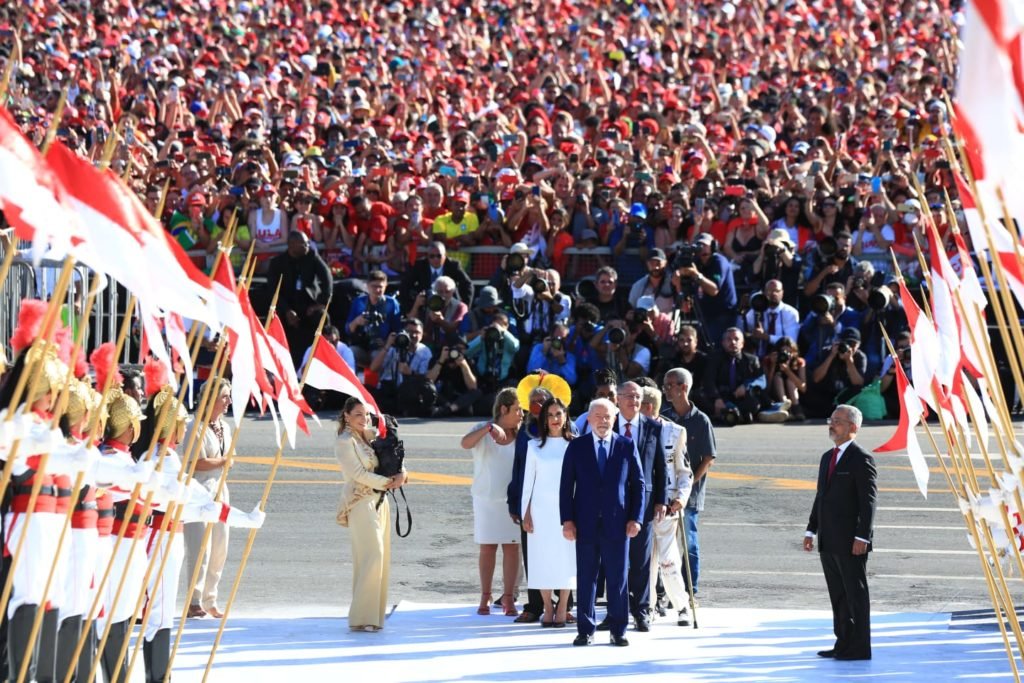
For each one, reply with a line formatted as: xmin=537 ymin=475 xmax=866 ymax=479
xmin=432 ymin=212 xmax=480 ymax=241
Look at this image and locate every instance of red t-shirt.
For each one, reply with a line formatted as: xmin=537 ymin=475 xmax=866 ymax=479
xmin=347 ymin=202 xmax=397 ymax=242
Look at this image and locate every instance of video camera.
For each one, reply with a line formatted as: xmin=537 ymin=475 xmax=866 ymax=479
xmin=672 ymin=242 xmax=702 ymax=270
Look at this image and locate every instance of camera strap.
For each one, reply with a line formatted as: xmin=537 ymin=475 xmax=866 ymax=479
xmin=375 ymin=487 xmax=413 ymax=538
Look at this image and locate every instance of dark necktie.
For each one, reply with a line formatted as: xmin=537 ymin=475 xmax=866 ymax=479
xmin=768 ymin=311 xmax=778 ymax=335
xmin=827 ymin=446 xmax=840 ymax=482
xmin=430 ymin=269 xmax=440 ymax=283
xmin=624 ymin=422 xmax=632 ymax=438
xmin=597 ymin=439 xmax=608 ymax=475
xmin=729 ymin=356 xmax=737 ymax=389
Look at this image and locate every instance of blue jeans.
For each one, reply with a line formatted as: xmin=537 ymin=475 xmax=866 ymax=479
xmin=682 ymin=508 xmax=700 ymax=595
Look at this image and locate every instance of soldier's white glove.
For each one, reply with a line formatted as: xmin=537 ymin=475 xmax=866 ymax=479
xmin=130 ymin=459 xmax=155 ymax=486
xmin=224 ymin=504 xmax=265 ymax=529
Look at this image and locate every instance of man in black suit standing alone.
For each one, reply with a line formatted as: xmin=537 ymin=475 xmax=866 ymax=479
xmin=804 ymin=404 xmax=877 ymax=661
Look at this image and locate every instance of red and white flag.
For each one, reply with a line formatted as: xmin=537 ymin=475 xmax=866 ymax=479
xmin=0 ymin=108 xmax=83 ymax=262
xmin=895 ymin=275 xmax=943 ymax=412
xmin=304 ymin=336 xmax=385 ymax=437
xmin=955 ymin=0 xmax=1024 ymax=193
xmin=876 ymin=359 xmax=929 ymax=498
xmin=266 ymin=315 xmax=315 ymax=448
xmin=211 ymin=259 xmax=260 ymax=427
xmin=46 ymin=142 xmax=220 ymax=328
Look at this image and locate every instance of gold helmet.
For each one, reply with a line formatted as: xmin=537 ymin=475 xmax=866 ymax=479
xmin=150 ymin=386 xmax=188 ymax=444
xmin=24 ymin=343 xmax=69 ymax=407
xmin=516 ymin=371 xmax=572 ymax=410
xmin=64 ymin=378 xmax=93 ymax=429
xmin=106 ymin=387 xmax=143 ymax=443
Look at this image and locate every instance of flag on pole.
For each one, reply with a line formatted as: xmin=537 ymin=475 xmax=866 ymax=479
xmin=876 ymin=359 xmax=929 ymax=498
xmin=0 ymin=108 xmax=83 ymax=262
xmin=894 ymin=274 xmax=943 ymax=412
xmin=211 ymin=258 xmax=260 ymax=427
xmin=265 ymin=315 xmax=314 ymax=448
xmin=304 ymin=336 xmax=386 ymax=437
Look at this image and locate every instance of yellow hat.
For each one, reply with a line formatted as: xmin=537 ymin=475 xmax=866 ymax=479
xmin=150 ymin=386 xmax=188 ymax=444
xmin=516 ymin=371 xmax=571 ymax=408
xmin=106 ymin=387 xmax=143 ymax=443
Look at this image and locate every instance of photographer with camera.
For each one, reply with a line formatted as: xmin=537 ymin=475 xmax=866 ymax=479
xmin=879 ymin=331 xmax=913 ymax=419
xmin=368 ymin=318 xmax=435 ymax=416
xmin=465 ymin=313 xmax=521 ymax=415
xmin=628 ymin=249 xmax=677 ymax=312
xmin=804 ymin=230 xmax=859 ymax=297
xmin=671 ymin=233 xmax=737 ymax=347
xmin=702 ymin=327 xmax=765 ymax=425
xmin=752 ymin=229 xmax=801 ymax=301
xmin=859 ymin=282 xmax=908 ymax=377
xmin=525 ymin=322 xmax=578 ymax=385
xmin=807 ymin=328 xmax=868 ymax=419
xmin=799 ymin=283 xmax=863 ymax=368
xmin=762 ymin=337 xmax=808 ymax=422
xmin=427 ymin=339 xmax=483 ymax=418
xmin=655 ymin=325 xmax=709 ymax=404
xmin=743 ymin=280 xmax=800 ymax=358
xmin=488 ymin=243 xmax=533 ymax=313
xmin=511 ymin=265 xmax=571 ymax=343
xmin=845 ymin=262 xmax=880 ymax=313
xmin=564 ymin=304 xmax=603 ymax=408
xmin=399 ymin=241 xmax=474 ymax=311
xmin=591 ymin=317 xmax=653 ymax=383
xmin=346 ymin=269 xmax=404 ymax=370
xmin=410 ymin=275 xmax=468 ymax=351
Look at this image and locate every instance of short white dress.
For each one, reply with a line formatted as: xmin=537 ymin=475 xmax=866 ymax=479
xmin=470 ymin=423 xmax=521 ymax=545
xmin=521 ymin=437 xmax=576 ymax=590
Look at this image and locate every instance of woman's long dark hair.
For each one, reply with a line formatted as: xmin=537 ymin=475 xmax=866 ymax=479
xmin=538 ymin=398 xmax=573 ymax=447
xmin=337 ymin=396 xmax=364 ymax=435
xmin=130 ymin=399 xmax=161 ymax=462
xmin=0 ymin=352 xmax=30 ymax=413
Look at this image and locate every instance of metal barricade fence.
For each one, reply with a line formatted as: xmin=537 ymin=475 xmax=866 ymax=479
xmin=0 ymin=252 xmax=121 ymax=363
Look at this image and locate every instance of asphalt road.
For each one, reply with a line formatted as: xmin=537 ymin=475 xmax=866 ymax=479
xmin=210 ymin=414 xmax=1013 ymax=616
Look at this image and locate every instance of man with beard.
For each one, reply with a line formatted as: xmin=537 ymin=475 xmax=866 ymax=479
xmin=743 ymin=280 xmax=800 ymax=358
xmin=804 ymin=231 xmax=859 ymax=296
xmin=628 ymin=249 xmax=676 ymax=312
xmin=702 ymin=327 xmax=764 ymax=424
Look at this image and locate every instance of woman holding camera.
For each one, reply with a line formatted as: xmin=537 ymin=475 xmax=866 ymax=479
xmin=461 ymin=389 xmax=524 ymax=616
xmin=335 ymin=398 xmax=407 ymax=632
xmin=764 ymin=337 xmax=807 ymax=421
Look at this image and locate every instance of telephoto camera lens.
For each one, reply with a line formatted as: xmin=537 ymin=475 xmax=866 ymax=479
xmin=394 ymin=332 xmax=411 ymax=350
xmin=837 ymin=341 xmax=850 ymax=355
xmin=448 ymin=349 xmax=462 ymax=361
xmin=607 ymin=327 xmax=627 ymax=345
xmin=550 ymin=338 xmax=564 ymax=351
xmin=428 ymin=294 xmax=445 ymax=312
xmin=484 ymin=326 xmax=502 ymax=344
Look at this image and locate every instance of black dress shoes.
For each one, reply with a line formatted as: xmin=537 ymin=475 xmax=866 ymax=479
xmin=817 ymin=650 xmax=836 ymax=658
xmin=634 ymin=614 xmax=650 ymax=632
xmin=595 ymin=618 xmax=612 ymax=631
xmin=834 ymin=653 xmax=871 ymax=661
xmin=573 ymin=634 xmax=593 ymax=646
xmin=610 ymin=634 xmax=630 ymax=647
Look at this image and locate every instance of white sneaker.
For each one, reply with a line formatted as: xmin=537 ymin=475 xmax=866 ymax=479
xmin=677 ymin=605 xmax=691 ymax=626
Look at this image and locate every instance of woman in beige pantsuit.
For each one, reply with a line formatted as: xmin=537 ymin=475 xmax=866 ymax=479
xmin=335 ymin=397 xmax=407 ymax=632
xmin=184 ymin=379 xmax=233 ymax=619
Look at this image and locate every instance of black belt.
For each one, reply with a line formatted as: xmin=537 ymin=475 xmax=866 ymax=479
xmin=98 ymin=509 xmax=115 ymax=519
xmin=75 ymin=501 xmax=98 ymax=512
xmin=13 ymin=485 xmax=55 ymax=497
xmin=57 ymin=487 xmax=72 ymax=498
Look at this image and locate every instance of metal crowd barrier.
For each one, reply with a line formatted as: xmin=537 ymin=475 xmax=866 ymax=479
xmin=0 ymin=253 xmax=121 ymax=362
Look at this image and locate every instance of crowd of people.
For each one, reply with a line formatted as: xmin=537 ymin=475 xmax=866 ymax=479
xmin=0 ymin=0 xmax=976 ymax=426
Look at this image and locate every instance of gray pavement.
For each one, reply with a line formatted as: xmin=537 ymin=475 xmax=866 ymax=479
xmin=211 ymin=415 xmax=1011 ymax=616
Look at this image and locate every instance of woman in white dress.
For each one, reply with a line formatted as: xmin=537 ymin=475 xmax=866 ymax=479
xmin=461 ymin=388 xmax=524 ymax=616
xmin=521 ymin=398 xmax=576 ymax=627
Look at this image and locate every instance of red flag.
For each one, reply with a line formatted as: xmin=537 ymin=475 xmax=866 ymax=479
xmin=0 ymin=107 xmax=83 ymax=261
xmin=305 ymin=336 xmax=386 ymax=437
xmin=876 ymin=359 xmax=929 ymax=498
xmin=266 ymin=315 xmax=313 ymax=448
xmin=895 ymin=277 xmax=944 ymax=413
xmin=211 ymin=259 xmax=260 ymax=426
xmin=46 ymin=142 xmax=219 ymax=327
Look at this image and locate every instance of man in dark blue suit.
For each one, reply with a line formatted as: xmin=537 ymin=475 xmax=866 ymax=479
xmin=560 ymin=398 xmax=645 ymax=647
xmin=609 ymin=382 xmax=666 ymax=632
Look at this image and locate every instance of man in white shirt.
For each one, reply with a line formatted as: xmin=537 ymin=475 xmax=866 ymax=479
xmin=744 ymin=279 xmax=799 ymax=358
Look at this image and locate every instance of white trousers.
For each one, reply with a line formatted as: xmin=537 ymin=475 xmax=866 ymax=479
xmin=59 ymin=527 xmax=98 ymax=622
xmin=4 ymin=511 xmax=64 ymax=616
xmin=649 ymin=512 xmax=692 ymax=614
xmin=143 ymin=527 xmax=185 ymax=641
